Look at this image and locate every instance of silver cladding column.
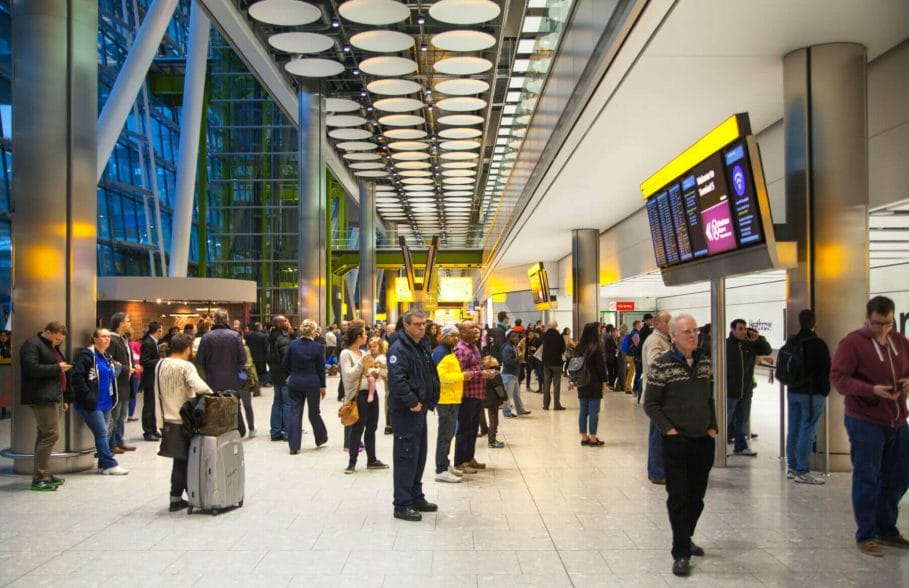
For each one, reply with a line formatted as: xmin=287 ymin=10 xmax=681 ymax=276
xmin=9 ymin=0 xmax=97 ymax=473
xmin=297 ymin=91 xmax=326 ymax=325
xmin=783 ymin=44 xmax=868 ymax=473
xmin=359 ymin=183 xmax=376 ymax=323
xmin=571 ymin=229 xmax=600 ymax=340
xmin=711 ymin=278 xmax=727 ymax=468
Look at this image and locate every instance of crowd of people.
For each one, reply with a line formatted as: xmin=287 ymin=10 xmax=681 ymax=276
xmin=14 ymin=295 xmax=909 ymax=575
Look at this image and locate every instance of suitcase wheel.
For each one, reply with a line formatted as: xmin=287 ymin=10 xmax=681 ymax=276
xmin=238 ymin=499 xmax=244 ymax=508
xmin=187 ymin=506 xmax=193 ymax=515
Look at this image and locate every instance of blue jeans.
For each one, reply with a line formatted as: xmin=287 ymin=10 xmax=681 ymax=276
xmin=786 ymin=393 xmax=826 ymax=475
xmin=270 ymin=384 xmax=292 ymax=438
xmin=648 ymin=421 xmax=665 ymax=480
xmin=435 ymin=404 xmax=459 ymax=473
xmin=578 ymin=398 xmax=600 ymax=435
xmin=501 ymin=374 xmax=526 ymax=416
xmin=844 ymin=416 xmax=909 ymax=542
xmin=78 ymin=407 xmax=118 ymax=470
xmin=726 ymin=397 xmax=748 ymax=452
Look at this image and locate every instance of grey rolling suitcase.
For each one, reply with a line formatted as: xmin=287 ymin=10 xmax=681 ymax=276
xmin=186 ymin=430 xmax=245 ymax=515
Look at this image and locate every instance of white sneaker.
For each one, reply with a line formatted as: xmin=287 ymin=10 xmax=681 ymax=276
xmin=101 ymin=465 xmax=129 ymax=476
xmin=733 ymin=448 xmax=758 ymax=457
xmin=795 ymin=473 xmax=825 ymax=485
xmin=448 ymin=466 xmax=463 ymax=477
xmin=435 ymin=470 xmax=462 ymax=483
xmin=786 ymin=470 xmax=796 ymax=479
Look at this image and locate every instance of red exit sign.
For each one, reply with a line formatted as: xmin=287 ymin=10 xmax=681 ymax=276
xmin=616 ymin=301 xmax=635 ymax=311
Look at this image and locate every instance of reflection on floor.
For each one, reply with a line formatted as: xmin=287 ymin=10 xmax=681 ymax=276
xmin=1 ymin=375 xmax=907 ymax=587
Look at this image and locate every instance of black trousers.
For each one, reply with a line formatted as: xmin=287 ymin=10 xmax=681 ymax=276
xmin=348 ymin=390 xmax=379 ymax=468
xmin=391 ymin=407 xmax=428 ymax=509
xmin=170 ymin=458 xmax=187 ymax=499
xmin=662 ymin=434 xmax=714 ymax=558
xmin=141 ymin=378 xmax=157 ymax=435
xmin=288 ymin=385 xmax=328 ymax=451
xmin=454 ymin=397 xmax=482 ymax=465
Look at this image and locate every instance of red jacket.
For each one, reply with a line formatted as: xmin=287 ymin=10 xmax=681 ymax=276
xmin=831 ymin=326 xmax=909 ymax=428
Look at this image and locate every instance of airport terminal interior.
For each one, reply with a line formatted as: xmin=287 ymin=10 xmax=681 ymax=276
xmin=2 ymin=0 xmax=909 ymax=586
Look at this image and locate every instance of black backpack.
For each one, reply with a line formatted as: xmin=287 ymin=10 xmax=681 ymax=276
xmin=567 ymin=354 xmax=591 ymax=388
xmin=775 ymin=335 xmax=816 ymax=389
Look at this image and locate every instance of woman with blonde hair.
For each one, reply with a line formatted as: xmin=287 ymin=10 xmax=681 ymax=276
xmin=340 ymin=326 xmax=388 ymax=473
xmin=283 ymin=319 xmax=328 ymax=454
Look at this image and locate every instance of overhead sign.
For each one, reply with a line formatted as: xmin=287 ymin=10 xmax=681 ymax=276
xmin=395 ymin=276 xmax=413 ymax=302
xmin=438 ymin=276 xmax=473 ymax=302
xmin=616 ymin=301 xmax=635 ymax=311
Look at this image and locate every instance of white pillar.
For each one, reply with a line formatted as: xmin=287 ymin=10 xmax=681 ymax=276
xmin=96 ymin=0 xmax=179 ymax=182
xmin=169 ymin=1 xmax=210 ymax=277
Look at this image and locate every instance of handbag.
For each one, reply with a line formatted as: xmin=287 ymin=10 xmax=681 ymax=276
xmin=338 ymin=398 xmax=359 ymax=426
xmin=197 ymin=392 xmax=240 ymax=436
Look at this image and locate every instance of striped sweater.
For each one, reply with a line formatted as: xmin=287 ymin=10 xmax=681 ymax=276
xmin=644 ymin=348 xmax=717 ymax=437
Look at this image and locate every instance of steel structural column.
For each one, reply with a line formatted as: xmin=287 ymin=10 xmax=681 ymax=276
xmin=571 ymin=229 xmax=599 ymax=340
xmin=359 ymin=183 xmax=376 ymax=323
xmin=96 ymin=0 xmax=179 ymax=181
xmin=711 ymin=278 xmax=727 ymax=468
xmin=298 ymin=90 xmax=326 ymax=325
xmin=169 ymin=1 xmax=210 ymax=277
xmin=8 ymin=0 xmax=97 ymax=473
xmin=784 ymin=44 xmax=868 ymax=473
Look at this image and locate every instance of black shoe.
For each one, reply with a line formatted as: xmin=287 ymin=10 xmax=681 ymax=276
xmin=143 ymin=433 xmax=158 ymax=442
xmin=554 ymin=406 xmax=566 ymax=411
xmin=689 ymin=540 xmax=705 ymax=557
xmin=169 ymin=499 xmax=189 ymax=512
xmin=30 ymin=480 xmax=57 ymax=492
xmin=271 ymin=435 xmax=285 ymax=442
xmin=384 ymin=426 xmax=393 ymax=435
xmin=49 ymin=475 xmax=65 ymax=486
xmin=394 ymin=508 xmax=422 ymax=522
xmin=290 ymin=449 xmax=299 ymax=455
xmin=672 ymin=557 xmax=691 ymax=576
xmin=412 ymin=500 xmax=438 ymax=512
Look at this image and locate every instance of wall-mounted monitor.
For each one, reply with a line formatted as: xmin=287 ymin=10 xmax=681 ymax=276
xmin=640 ymin=114 xmax=790 ymax=286
xmin=528 ymin=262 xmax=552 ymax=310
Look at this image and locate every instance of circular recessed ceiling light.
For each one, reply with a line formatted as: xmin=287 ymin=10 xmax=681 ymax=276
xmin=396 ymin=161 xmax=433 ymax=169
xmin=366 ymin=79 xmax=423 ymax=96
xmin=441 ymin=161 xmax=478 ymax=169
xmin=442 ymin=169 xmax=476 ymax=177
xmin=328 ymin=128 xmax=372 ymax=140
xmin=354 ymin=170 xmax=389 ymax=177
xmin=406 ymin=192 xmax=436 ymax=198
xmin=434 ymin=56 xmax=493 ymax=75
xmin=434 ymin=78 xmax=490 ymax=96
xmin=440 ymin=139 xmax=481 ymax=150
xmin=338 ymin=0 xmax=410 ymax=25
xmin=391 ymin=151 xmax=431 ymax=161
xmin=336 ymin=141 xmax=376 ymax=151
xmin=375 ymin=185 xmax=395 ymax=191
xmin=285 ymin=58 xmax=345 ymax=77
xmin=388 ymin=140 xmax=429 ymax=151
xmin=431 ymin=30 xmax=496 ymax=52
xmin=400 ymin=170 xmax=433 ymax=177
xmin=436 ymin=97 xmax=486 ymax=112
xmin=268 ymin=32 xmax=334 ymax=53
xmin=404 ymin=185 xmax=432 ymax=191
xmin=379 ymin=114 xmax=425 ymax=126
xmin=438 ymin=114 xmax=484 ymax=125
xmin=443 ymin=196 xmax=473 ymax=202
xmin=350 ymin=30 xmax=414 ymax=52
xmin=438 ymin=127 xmax=482 ymax=139
xmin=326 ymin=114 xmax=368 ymax=127
xmin=444 ymin=190 xmax=474 ymax=196
xmin=444 ymin=177 xmax=474 ymax=185
xmin=373 ymin=97 xmax=424 ymax=113
xmin=440 ymin=151 xmax=479 ymax=160
xmin=349 ymin=162 xmax=386 ymax=169
xmin=342 ymin=152 xmax=382 ymax=160
xmin=384 ymin=128 xmax=427 ymax=140
xmin=360 ymin=56 xmax=418 ymax=76
xmin=249 ymin=0 xmax=321 ymax=25
xmin=428 ymin=0 xmax=500 ymax=24
xmin=325 ymin=98 xmax=361 ymax=113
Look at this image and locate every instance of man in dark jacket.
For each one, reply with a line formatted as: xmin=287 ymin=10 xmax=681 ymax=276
xmin=831 ymin=296 xmax=909 ymax=557
xmin=644 ymin=313 xmax=716 ymax=577
xmin=602 ymin=324 xmax=619 ymax=389
xmin=108 ymin=313 xmax=136 ymax=454
xmin=725 ymin=319 xmax=771 ymax=456
xmin=140 ymin=321 xmax=163 ymax=441
xmin=501 ymin=329 xmax=530 ymax=419
xmin=491 ymin=311 xmax=508 ymax=360
xmin=387 ymin=309 xmax=441 ymax=522
xmin=245 ymin=322 xmax=269 ymax=387
xmin=267 ymin=315 xmax=293 ymax=441
xmin=541 ymin=321 xmax=566 ymax=410
xmin=196 ymin=309 xmax=247 ymax=393
xmin=20 ymin=321 xmax=72 ymax=491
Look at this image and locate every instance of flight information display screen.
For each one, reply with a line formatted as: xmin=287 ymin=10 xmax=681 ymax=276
xmin=644 ymin=136 xmax=769 ymax=269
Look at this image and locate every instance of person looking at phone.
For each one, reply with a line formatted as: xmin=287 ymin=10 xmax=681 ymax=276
xmin=831 ymin=295 xmax=909 ymax=558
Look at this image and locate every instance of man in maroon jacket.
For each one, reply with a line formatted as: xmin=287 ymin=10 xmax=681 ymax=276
xmin=831 ymin=296 xmax=909 ymax=557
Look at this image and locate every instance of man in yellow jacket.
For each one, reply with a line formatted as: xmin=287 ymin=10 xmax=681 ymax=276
xmin=432 ymin=324 xmax=467 ymax=483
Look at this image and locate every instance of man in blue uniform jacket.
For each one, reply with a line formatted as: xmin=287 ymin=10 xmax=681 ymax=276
xmin=387 ymin=309 xmax=441 ymax=522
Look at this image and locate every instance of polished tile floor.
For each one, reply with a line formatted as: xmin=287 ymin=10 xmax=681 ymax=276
xmin=1 ymin=375 xmax=907 ymax=587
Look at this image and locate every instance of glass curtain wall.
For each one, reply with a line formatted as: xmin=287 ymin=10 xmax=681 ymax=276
xmin=0 ymin=1 xmax=10 ymax=326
